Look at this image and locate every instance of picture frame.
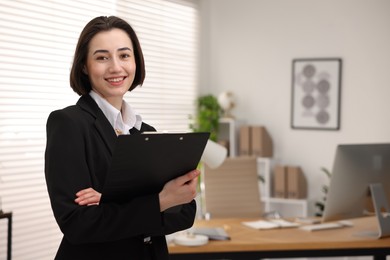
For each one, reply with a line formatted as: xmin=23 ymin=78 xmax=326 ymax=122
xmin=291 ymin=58 xmax=342 ymax=130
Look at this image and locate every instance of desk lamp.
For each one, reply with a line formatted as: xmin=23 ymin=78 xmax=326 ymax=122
xmin=200 ymin=139 xmax=228 ymax=169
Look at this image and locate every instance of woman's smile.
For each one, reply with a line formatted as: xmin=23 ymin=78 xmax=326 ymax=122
xmin=85 ymin=28 xmax=136 ymax=109
xmin=106 ymin=76 xmax=127 ymax=86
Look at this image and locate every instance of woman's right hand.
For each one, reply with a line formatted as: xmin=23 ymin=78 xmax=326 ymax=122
xmin=159 ymin=169 xmax=200 ymax=212
xmin=75 ymin=187 xmax=101 ymax=206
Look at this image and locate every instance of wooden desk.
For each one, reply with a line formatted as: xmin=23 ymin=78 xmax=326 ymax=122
xmin=168 ymin=216 xmax=390 ymax=260
xmin=0 ymin=211 xmax=12 ymax=260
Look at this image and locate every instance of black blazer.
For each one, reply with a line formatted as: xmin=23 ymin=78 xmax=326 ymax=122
xmin=45 ymin=95 xmax=196 ymax=260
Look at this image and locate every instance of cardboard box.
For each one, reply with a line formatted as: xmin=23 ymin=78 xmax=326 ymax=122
xmin=239 ymin=125 xmax=251 ymax=156
xmin=287 ymin=166 xmax=307 ymax=199
xmin=273 ymin=165 xmax=287 ymax=198
xmin=251 ymin=126 xmax=273 ymax=157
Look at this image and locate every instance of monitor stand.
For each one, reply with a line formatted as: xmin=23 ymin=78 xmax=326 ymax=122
xmin=370 ymin=183 xmax=390 ymax=238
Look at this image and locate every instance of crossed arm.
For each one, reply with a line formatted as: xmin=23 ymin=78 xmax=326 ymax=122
xmin=75 ymin=169 xmax=200 ymax=212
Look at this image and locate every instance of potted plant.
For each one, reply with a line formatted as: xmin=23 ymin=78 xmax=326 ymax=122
xmin=189 ymin=95 xmax=222 ymax=218
xmin=189 ymin=94 xmax=222 ymax=142
xmin=315 ymin=167 xmax=332 ymax=216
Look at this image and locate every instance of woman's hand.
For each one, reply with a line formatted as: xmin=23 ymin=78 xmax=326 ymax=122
xmin=75 ymin=187 xmax=101 ymax=206
xmin=159 ymin=169 xmax=200 ymax=212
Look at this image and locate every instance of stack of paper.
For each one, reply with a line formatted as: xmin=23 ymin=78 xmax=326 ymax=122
xmin=242 ymin=219 xmax=300 ymax=230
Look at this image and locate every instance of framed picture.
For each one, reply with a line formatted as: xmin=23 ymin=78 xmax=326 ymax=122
xmin=291 ymin=58 xmax=342 ymax=130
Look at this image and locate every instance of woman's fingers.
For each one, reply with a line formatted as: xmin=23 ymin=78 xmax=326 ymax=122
xmin=75 ymin=188 xmax=101 ymax=206
xmin=159 ymin=169 xmax=200 ymax=211
xmin=174 ymin=169 xmax=200 ymax=185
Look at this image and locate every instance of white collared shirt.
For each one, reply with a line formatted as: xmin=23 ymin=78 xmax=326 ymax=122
xmin=89 ymin=90 xmax=142 ymax=135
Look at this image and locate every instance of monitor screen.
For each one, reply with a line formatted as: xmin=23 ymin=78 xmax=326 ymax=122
xmin=322 ymin=143 xmax=390 ymax=222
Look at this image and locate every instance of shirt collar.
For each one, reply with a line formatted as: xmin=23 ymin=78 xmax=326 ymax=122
xmin=89 ymin=90 xmax=142 ymax=134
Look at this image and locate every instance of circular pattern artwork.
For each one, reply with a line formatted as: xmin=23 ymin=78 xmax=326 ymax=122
xmin=292 ymin=59 xmax=341 ymax=130
xmin=300 ymin=64 xmax=331 ymax=124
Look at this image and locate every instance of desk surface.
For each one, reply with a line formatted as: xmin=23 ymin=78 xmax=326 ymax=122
xmin=168 ymin=216 xmax=389 ymax=255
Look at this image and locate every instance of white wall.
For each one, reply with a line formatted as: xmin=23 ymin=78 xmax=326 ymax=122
xmin=199 ymin=0 xmax=390 ymax=204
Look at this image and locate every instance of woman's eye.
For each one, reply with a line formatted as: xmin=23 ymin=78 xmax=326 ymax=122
xmin=96 ymin=56 xmax=108 ymax=61
xmin=121 ymin=53 xmax=130 ymax=59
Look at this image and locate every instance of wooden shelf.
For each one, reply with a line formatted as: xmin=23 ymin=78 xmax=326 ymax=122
xmin=217 ymin=118 xmax=243 ymax=157
xmin=217 ymin=121 xmax=311 ymax=218
xmin=257 ymin=158 xmax=311 ymax=217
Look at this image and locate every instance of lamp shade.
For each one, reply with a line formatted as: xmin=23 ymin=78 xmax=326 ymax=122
xmin=200 ymin=139 xmax=228 ymax=169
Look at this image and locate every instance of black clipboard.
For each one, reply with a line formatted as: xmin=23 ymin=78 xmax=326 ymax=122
xmin=101 ymin=132 xmax=210 ymax=202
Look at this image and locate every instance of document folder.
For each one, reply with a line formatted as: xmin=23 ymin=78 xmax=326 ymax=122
xmin=101 ymin=132 xmax=210 ymax=202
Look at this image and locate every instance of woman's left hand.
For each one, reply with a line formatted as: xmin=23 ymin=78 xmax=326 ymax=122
xmin=75 ymin=187 xmax=101 ymax=206
xmin=159 ymin=169 xmax=200 ymax=212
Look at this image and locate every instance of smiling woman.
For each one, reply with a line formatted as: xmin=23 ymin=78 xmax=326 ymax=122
xmin=0 ymin=1 xmax=199 ymax=259
xmin=44 ymin=15 xmax=199 ymax=260
xmin=84 ymin=29 xmax=138 ymax=109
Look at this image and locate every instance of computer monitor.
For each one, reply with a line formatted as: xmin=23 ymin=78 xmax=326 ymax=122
xmin=322 ymin=143 xmax=390 ymax=222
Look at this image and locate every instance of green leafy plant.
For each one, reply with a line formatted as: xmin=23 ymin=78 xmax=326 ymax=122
xmin=189 ymin=94 xmax=222 ymax=141
xmin=189 ymin=94 xmax=222 ymax=201
xmin=315 ymin=167 xmax=332 ymax=216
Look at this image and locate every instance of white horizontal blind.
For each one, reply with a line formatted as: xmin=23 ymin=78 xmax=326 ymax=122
xmin=118 ymin=0 xmax=199 ymax=131
xmin=0 ymin=1 xmax=199 ymax=259
xmin=0 ymin=1 xmax=117 ymax=259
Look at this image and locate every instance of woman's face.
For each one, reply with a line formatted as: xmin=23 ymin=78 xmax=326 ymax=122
xmin=85 ymin=28 xmax=136 ymax=109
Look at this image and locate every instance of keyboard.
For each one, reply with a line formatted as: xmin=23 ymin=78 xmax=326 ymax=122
xmin=299 ymin=220 xmax=353 ymax=231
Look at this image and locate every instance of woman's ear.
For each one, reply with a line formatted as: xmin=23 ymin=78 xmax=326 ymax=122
xmin=83 ymin=65 xmax=88 ymax=75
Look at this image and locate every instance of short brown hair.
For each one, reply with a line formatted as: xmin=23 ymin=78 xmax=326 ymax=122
xmin=70 ymin=16 xmax=145 ymax=96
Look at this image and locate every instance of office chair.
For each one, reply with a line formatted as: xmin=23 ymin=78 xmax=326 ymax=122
xmin=201 ymin=156 xmax=263 ymax=218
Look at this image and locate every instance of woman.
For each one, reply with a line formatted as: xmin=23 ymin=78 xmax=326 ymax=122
xmin=44 ymin=16 xmax=199 ymax=260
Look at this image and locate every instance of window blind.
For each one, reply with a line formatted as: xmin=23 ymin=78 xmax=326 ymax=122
xmin=118 ymin=0 xmax=199 ymax=131
xmin=0 ymin=1 xmax=199 ymax=259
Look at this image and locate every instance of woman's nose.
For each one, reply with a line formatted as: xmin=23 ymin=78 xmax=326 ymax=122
xmin=108 ymin=57 xmax=122 ymax=72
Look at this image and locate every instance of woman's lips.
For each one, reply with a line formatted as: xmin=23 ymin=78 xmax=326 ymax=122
xmin=106 ymin=76 xmax=126 ymax=86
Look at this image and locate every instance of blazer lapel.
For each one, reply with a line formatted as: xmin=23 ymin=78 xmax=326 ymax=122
xmin=77 ymin=95 xmax=117 ymax=155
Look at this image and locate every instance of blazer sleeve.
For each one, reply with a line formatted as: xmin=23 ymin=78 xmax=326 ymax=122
xmin=45 ymin=110 xmax=196 ymax=245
